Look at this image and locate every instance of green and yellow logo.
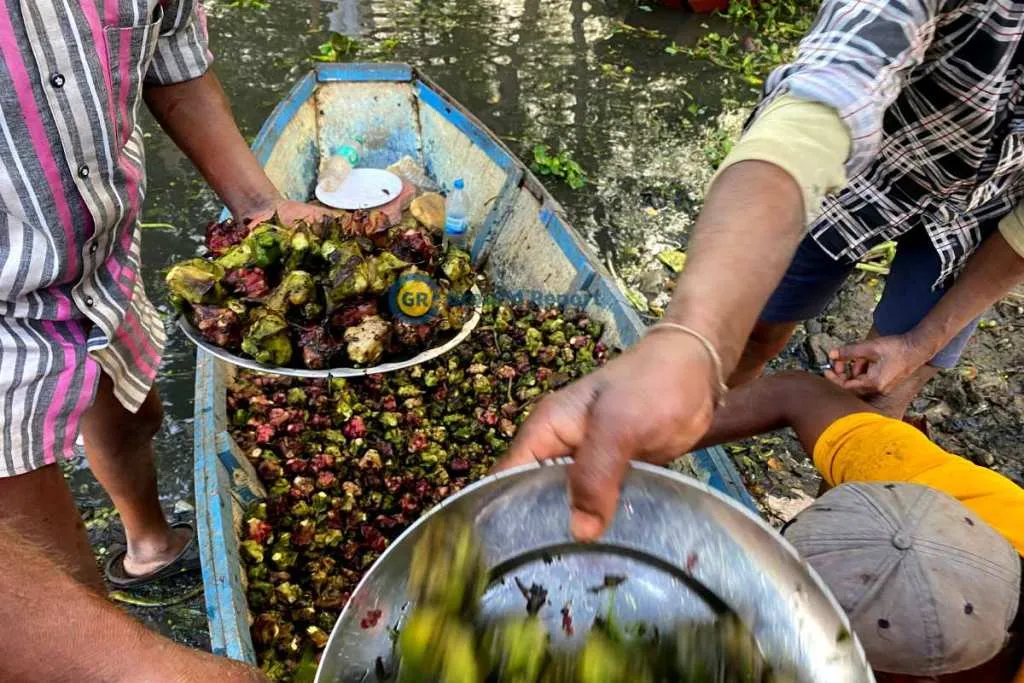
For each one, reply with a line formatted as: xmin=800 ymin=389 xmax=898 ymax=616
xmin=390 ymin=272 xmax=438 ymax=323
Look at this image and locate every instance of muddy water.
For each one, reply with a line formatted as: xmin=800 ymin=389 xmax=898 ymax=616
xmin=69 ymin=0 xmax=751 ymax=644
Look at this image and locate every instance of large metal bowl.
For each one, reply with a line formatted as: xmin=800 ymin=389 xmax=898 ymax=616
xmin=315 ymin=461 xmax=875 ymax=683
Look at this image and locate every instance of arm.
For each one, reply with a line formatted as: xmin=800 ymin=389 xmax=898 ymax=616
xmin=0 ymin=523 xmax=265 ymax=683
xmin=831 ymin=229 xmax=1024 ymax=395
xmin=142 ymin=2 xmax=334 ymax=226
xmin=145 ymin=71 xmax=280 ymax=222
xmin=693 ymin=371 xmax=878 ymax=455
xmin=497 ymin=0 xmax=940 ymax=541
xmin=915 ymin=229 xmax=1024 ymax=350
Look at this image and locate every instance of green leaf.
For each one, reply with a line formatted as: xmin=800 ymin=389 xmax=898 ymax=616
xmin=656 ymin=249 xmax=687 ymax=273
xmin=624 ymin=287 xmax=649 ymax=313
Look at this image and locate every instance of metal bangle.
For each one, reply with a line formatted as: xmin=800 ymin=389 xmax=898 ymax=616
xmin=646 ymin=322 xmax=729 ymax=406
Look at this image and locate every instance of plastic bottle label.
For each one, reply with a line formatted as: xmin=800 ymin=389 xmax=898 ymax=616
xmin=444 ymin=217 xmax=468 ymax=235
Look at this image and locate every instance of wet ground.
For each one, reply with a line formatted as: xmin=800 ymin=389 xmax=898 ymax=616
xmin=70 ymin=0 xmax=1024 ymax=651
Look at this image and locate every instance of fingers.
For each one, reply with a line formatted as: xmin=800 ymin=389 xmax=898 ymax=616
xmin=830 ymin=343 xmax=878 ymax=383
xmin=828 ymin=348 xmax=842 ymax=375
xmin=566 ymin=386 xmax=634 ymax=542
xmin=838 ymin=377 xmax=881 ymax=396
xmin=823 ymin=368 xmax=843 ymax=385
xmin=494 ymin=375 xmax=599 ymax=473
xmin=833 ymin=340 xmax=881 ymax=362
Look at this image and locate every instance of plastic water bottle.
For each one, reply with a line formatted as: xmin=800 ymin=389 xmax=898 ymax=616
xmin=443 ymin=178 xmax=471 ymax=251
xmin=318 ymin=138 xmax=364 ymax=192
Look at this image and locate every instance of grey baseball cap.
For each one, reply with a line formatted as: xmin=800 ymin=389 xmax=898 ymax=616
xmin=782 ymin=482 xmax=1021 ymax=676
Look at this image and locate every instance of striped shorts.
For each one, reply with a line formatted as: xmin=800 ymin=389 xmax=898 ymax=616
xmin=0 ymin=279 xmax=166 ymax=476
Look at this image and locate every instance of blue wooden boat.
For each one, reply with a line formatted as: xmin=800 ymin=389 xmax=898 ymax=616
xmin=193 ymin=62 xmax=756 ymax=664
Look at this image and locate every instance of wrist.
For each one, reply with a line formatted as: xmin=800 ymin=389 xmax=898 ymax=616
xmin=646 ymin=321 xmax=728 ymax=405
xmin=230 ymin=191 xmax=282 ymax=225
xmin=904 ymin=324 xmax=946 ymax=360
xmin=660 ymin=300 xmax=738 ymax=375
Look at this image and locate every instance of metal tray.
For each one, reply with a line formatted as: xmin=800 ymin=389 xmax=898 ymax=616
xmin=315 ymin=461 xmax=874 ymax=683
xmin=178 ymin=289 xmax=481 ymax=379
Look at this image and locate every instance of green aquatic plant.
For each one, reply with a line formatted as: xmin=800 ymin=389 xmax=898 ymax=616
xmin=311 ymin=33 xmax=361 ymax=62
xmin=311 ymin=33 xmax=400 ymax=63
xmin=227 ymin=0 xmax=269 ymax=9
xmin=531 ymin=145 xmax=587 ymax=190
xmin=673 ymin=0 xmax=820 ymax=87
xmin=703 ymin=125 xmax=736 ymax=170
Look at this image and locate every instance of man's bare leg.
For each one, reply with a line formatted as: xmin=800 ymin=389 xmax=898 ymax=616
xmin=0 ymin=465 xmax=104 ymax=592
xmin=861 ymin=363 xmax=940 ymax=418
xmin=728 ymin=320 xmax=800 ymax=387
xmin=80 ymin=373 xmax=188 ymax=577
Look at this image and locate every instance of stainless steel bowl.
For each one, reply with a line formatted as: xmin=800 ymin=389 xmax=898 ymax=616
xmin=315 ymin=461 xmax=875 ymax=683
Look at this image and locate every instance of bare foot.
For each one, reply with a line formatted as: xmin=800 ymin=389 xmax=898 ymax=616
xmin=122 ymin=526 xmax=192 ymax=577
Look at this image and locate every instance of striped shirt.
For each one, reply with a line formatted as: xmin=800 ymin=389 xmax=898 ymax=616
xmin=0 ymin=0 xmax=210 ymax=474
xmin=759 ymin=0 xmax=1024 ymax=285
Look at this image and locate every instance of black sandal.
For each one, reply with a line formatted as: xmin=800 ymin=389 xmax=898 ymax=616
xmin=104 ymin=521 xmax=201 ymax=587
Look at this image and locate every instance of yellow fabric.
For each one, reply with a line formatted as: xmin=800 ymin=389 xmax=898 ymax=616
xmin=816 ymin=412 xmax=1024 ymax=683
xmin=712 ymin=94 xmax=852 ymax=223
xmin=813 ymin=412 xmax=1024 ymax=555
xmin=998 ymin=201 xmax=1024 ymax=260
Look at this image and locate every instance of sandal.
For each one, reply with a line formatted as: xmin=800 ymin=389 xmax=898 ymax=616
xmin=104 ymin=521 xmax=201 ymax=588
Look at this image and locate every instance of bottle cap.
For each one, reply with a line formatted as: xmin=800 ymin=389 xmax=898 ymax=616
xmin=453 ymin=178 xmax=464 ymax=190
xmin=338 ymin=145 xmax=360 ymax=165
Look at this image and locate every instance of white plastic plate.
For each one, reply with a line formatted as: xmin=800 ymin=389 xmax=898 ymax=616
xmin=315 ymin=168 xmax=404 ymax=210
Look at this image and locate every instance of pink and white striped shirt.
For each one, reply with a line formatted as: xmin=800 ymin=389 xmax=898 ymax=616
xmin=0 ymin=0 xmax=210 ymax=474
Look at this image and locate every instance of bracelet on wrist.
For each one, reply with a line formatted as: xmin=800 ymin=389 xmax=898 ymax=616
xmin=646 ymin=322 xmax=729 ymax=406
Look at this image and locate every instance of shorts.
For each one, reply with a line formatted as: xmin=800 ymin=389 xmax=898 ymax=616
xmin=0 ymin=280 xmax=165 ymax=477
xmin=760 ymin=224 xmax=996 ymax=369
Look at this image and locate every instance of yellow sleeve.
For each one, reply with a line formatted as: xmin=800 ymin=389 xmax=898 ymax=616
xmin=997 ymin=200 xmax=1024 ymax=259
xmin=814 ymin=413 xmax=1024 ymax=555
xmin=712 ymin=94 xmax=851 ymax=224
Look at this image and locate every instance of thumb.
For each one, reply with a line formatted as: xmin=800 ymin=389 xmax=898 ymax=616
xmin=566 ymin=391 xmax=634 ymax=542
xmin=832 ymin=340 xmax=882 ymax=363
xmin=493 ymin=375 xmax=598 ymax=473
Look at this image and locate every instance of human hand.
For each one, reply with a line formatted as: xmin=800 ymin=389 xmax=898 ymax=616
xmin=244 ymin=199 xmax=345 ymax=228
xmin=825 ymin=334 xmax=933 ymax=396
xmin=494 ymin=331 xmax=719 ymax=541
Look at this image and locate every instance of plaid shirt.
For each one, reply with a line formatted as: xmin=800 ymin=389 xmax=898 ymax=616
xmin=0 ymin=0 xmax=210 ymax=474
xmin=761 ymin=0 xmax=1024 ymax=284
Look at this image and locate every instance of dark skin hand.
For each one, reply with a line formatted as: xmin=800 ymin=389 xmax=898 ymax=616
xmin=496 ymin=160 xmax=806 ymax=540
xmin=827 ymin=230 xmax=1024 ymax=397
xmin=144 ymin=71 xmax=341 ymax=226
